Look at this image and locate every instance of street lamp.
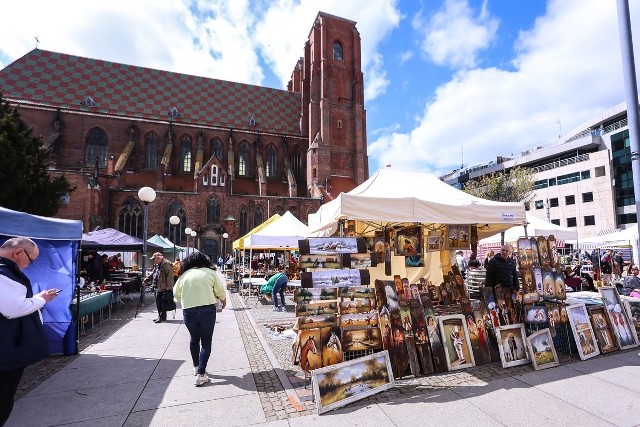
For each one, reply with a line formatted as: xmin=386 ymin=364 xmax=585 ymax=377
xmin=191 ymin=230 xmax=197 ymax=255
xmin=222 ymin=232 xmax=229 ymax=261
xmin=137 ymin=186 xmax=156 ymax=311
xmin=170 ymin=215 xmax=180 ymax=260
xmin=185 ymin=227 xmax=192 ymax=257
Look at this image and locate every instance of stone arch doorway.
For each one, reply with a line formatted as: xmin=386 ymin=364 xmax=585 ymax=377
xmin=202 ymin=239 xmax=219 ymax=264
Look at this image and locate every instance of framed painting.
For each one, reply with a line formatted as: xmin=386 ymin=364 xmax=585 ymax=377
xmin=299 ymin=237 xmax=367 ymax=255
xmin=338 ymin=286 xmax=375 ymax=300
xmin=300 ymin=268 xmax=369 ymax=288
xmin=599 ymin=286 xmax=639 ymax=349
xmin=427 ymin=232 xmax=444 ymax=252
xmin=344 ymin=253 xmax=376 ymax=269
xmin=624 ymin=298 xmax=640 ymax=342
xmin=537 ymin=236 xmax=550 ymax=266
xmin=438 ymin=314 xmax=476 ymax=370
xmin=587 ymin=306 xmax=618 ymax=353
xmin=529 ymin=237 xmax=540 ymax=268
xmin=566 ymin=304 xmax=600 ymax=360
xmin=294 ymin=288 xmax=338 ymax=303
xmin=547 ymin=235 xmax=559 ymax=268
xmin=299 ymin=255 xmax=342 ymax=269
xmin=339 ymin=313 xmax=379 ymax=329
xmin=495 ymin=324 xmax=530 ymax=368
xmin=311 ymin=350 xmax=395 ymax=414
xmin=295 ymin=301 xmax=339 ymax=317
xmin=521 ymin=269 xmax=535 ymax=294
xmin=446 ymin=225 xmax=471 ymax=250
xmin=517 ymin=237 xmax=533 ymax=270
xmin=299 ymin=328 xmax=323 ymax=371
xmin=341 ymin=327 xmax=382 ymax=352
xmin=338 ymin=299 xmax=373 ymax=315
xmin=525 ymin=305 xmax=548 ymax=324
xmin=542 ymin=269 xmax=555 ymax=300
xmin=526 ymin=328 xmax=559 ymax=371
xmin=373 ymin=231 xmax=385 ymax=261
xmin=320 ymin=326 xmax=343 ymax=367
xmin=553 ymin=273 xmax=567 ymax=300
xmin=395 ymin=225 xmax=422 ymax=256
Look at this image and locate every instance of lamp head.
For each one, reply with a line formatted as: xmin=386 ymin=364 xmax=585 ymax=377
xmin=223 ymin=214 xmax=236 ymax=222
xmin=185 ymin=227 xmax=192 ymax=234
xmin=223 ymin=232 xmax=229 ymax=239
xmin=169 ymin=215 xmax=180 ymax=225
xmin=138 ymin=186 xmax=156 ymax=203
xmin=191 ymin=231 xmax=197 ymax=237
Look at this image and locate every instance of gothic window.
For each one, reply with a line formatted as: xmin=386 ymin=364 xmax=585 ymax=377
xmin=202 ymin=173 xmax=208 ymax=185
xmin=207 ymin=196 xmax=221 ymax=224
xmin=289 ymin=207 xmax=298 ymax=218
xmin=118 ymin=198 xmax=143 ymax=238
xmin=238 ymin=142 xmax=251 ymax=176
xmin=211 ymin=165 xmax=218 ymax=185
xmin=254 ymin=205 xmax=264 ymax=227
xmin=144 ymin=132 xmax=158 ymax=169
xmin=180 ymin=136 xmax=192 ymax=172
xmin=273 ymin=205 xmax=283 ymax=216
xmin=164 ymin=201 xmax=187 ymax=246
xmin=239 ymin=206 xmax=248 ymax=235
xmin=220 ymin=174 xmax=226 ymax=186
xmin=289 ymin=145 xmax=301 ymax=177
xmin=332 ymin=41 xmax=343 ymax=61
xmin=266 ymin=145 xmax=277 ymax=178
xmin=210 ymin=138 xmax=223 ymax=159
xmin=85 ymin=127 xmax=108 ymax=167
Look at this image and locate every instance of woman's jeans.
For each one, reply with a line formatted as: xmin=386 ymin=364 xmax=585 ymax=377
xmin=272 ymin=275 xmax=288 ymax=308
xmin=183 ymin=304 xmax=216 ymax=375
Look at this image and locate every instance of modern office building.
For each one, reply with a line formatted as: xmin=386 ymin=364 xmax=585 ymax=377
xmin=0 ymin=12 xmax=369 ymax=261
xmin=442 ymin=102 xmax=635 ymax=239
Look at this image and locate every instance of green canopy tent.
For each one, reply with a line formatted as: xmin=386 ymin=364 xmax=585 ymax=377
xmin=147 ymin=234 xmax=185 ymax=261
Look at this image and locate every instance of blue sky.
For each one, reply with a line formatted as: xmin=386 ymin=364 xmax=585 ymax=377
xmin=1 ymin=0 xmax=638 ymax=176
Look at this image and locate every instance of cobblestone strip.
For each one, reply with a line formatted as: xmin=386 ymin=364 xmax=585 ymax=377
xmin=230 ymin=293 xmax=315 ymax=420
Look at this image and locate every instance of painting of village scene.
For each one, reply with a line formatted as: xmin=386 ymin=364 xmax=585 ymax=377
xmin=338 ymin=286 xmax=375 ymax=300
xmin=348 ymin=253 xmax=375 ymax=269
xmin=303 ymin=269 xmax=364 ymax=288
xmin=340 ymin=313 xmax=379 ymax=329
xmin=299 ymin=255 xmax=342 ymax=269
xmin=341 ymin=327 xmax=382 ymax=352
xmin=338 ymin=299 xmax=373 ymax=314
xmin=294 ymin=288 xmax=338 ymax=303
xmin=526 ymin=329 xmax=559 ymax=370
xmin=298 ymin=314 xmax=338 ymax=330
xmin=305 ymin=237 xmax=364 ymax=255
xmin=311 ymin=351 xmax=394 ymax=414
xmin=295 ymin=301 xmax=339 ymax=317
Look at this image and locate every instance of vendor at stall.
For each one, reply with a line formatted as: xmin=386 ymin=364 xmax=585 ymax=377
xmin=486 ymin=244 xmax=519 ymax=292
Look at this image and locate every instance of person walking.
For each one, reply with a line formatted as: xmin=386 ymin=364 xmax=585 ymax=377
xmin=266 ymin=271 xmax=288 ymax=312
xmin=0 ymin=237 xmax=59 ymax=425
xmin=486 ymin=244 xmax=520 ymax=292
xmin=173 ymin=252 xmax=226 ymax=387
xmin=143 ymin=252 xmax=174 ymax=323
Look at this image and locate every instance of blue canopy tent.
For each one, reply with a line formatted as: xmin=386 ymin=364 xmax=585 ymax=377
xmin=0 ymin=206 xmax=83 ymax=355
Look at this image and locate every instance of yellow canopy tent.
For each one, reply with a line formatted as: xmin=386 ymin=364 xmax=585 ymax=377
xmin=232 ymin=214 xmax=281 ymax=250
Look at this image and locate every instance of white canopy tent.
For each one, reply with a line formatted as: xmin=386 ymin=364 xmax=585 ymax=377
xmin=308 ymin=168 xmax=527 ymax=238
xmin=569 ymin=225 xmax=639 ymax=264
xmin=243 ymin=211 xmax=309 ymax=249
xmin=479 ymin=213 xmax=578 ymax=246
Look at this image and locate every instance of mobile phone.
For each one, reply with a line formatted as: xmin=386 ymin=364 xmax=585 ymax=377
xmin=54 ymin=289 xmax=62 ymax=294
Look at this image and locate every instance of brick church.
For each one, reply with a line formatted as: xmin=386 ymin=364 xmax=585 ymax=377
xmin=0 ymin=12 xmax=369 ymax=261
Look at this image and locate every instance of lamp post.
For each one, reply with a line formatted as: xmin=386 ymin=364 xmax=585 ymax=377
xmin=137 ymin=186 xmax=156 ymax=311
xmin=222 ymin=232 xmax=229 ymax=266
xmin=185 ymin=227 xmax=192 ymax=257
xmin=191 ymin=231 xmax=197 ymax=255
xmin=170 ymin=215 xmax=180 ymax=261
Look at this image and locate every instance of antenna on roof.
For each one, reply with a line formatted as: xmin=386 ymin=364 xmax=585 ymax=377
xmin=556 ymin=118 xmax=562 ymax=139
xmin=461 ymin=145 xmax=464 ymax=169
xmin=34 ymin=36 xmax=40 ymax=49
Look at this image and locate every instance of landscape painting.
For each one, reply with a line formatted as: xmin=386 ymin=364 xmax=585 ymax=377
xmin=341 ymin=327 xmax=382 ymax=352
xmin=299 ymin=255 xmax=342 ymax=269
xmin=294 ymin=288 xmax=338 ymax=303
xmin=526 ymin=328 xmax=559 ymax=371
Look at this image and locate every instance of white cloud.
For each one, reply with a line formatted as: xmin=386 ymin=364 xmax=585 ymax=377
xmin=369 ymin=0 xmax=634 ymax=175
xmin=414 ymin=0 xmax=499 ymax=69
xmin=398 ymin=50 xmax=414 ymax=65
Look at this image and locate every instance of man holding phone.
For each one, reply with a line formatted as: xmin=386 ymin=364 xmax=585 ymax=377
xmin=0 ymin=237 xmax=58 ymax=425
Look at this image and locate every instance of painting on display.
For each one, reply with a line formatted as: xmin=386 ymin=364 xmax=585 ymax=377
xmin=338 ymin=287 xmax=375 ymax=300
xmin=553 ymin=273 xmax=567 ymax=300
xmin=299 ymin=237 xmax=368 ymax=255
xmin=427 ymin=231 xmax=444 ymax=252
xmin=599 ymin=286 xmax=639 ymax=349
xmin=537 ymin=236 xmax=550 ymax=266
xmin=405 ymin=255 xmax=425 ymax=267
xmin=341 ymin=327 xmax=382 ymax=352
xmin=547 ymin=235 xmax=559 ymax=268
xmin=338 ymin=299 xmax=373 ymax=315
xmin=299 ymin=255 xmax=342 ymax=269
xmin=295 ymin=301 xmax=338 ymax=317
xmin=495 ymin=324 xmax=530 ymax=368
xmin=525 ymin=305 xmax=549 ymax=324
xmin=438 ymin=314 xmax=476 ymax=371
xmin=465 ymin=312 xmax=492 ymax=365
xmin=566 ymin=304 xmax=600 ymax=360
xmin=294 ymin=288 xmax=338 ymax=303
xmin=373 ymin=231 xmax=386 ymax=262
xmin=529 ymin=237 xmax=540 ymax=268
xmin=395 ymin=225 xmax=423 ymax=256
xmin=298 ymin=314 xmax=338 ymax=330
xmin=533 ymin=267 xmax=544 ymax=295
xmin=311 ymin=350 xmax=394 ymax=415
xmin=517 ymin=237 xmax=533 ymax=270
xmin=446 ymin=225 xmax=470 ymax=250
xmin=624 ymin=299 xmax=640 ymax=342
xmin=300 ymin=269 xmax=370 ymax=288
xmin=542 ymin=269 xmax=555 ymax=300
xmin=587 ymin=306 xmax=618 ymax=354
xmin=320 ymin=326 xmax=343 ymax=367
xmin=299 ymin=329 xmax=322 ymax=371
xmin=521 ymin=269 xmax=535 ymax=294
xmin=526 ymin=329 xmax=559 ymax=371
xmin=339 ymin=312 xmax=379 ymax=329
xmin=344 ymin=253 xmax=377 ymax=269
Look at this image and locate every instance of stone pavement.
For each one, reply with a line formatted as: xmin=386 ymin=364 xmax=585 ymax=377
xmin=7 ymin=275 xmax=640 ymax=426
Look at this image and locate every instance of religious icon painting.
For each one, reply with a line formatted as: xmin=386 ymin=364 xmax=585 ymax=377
xmin=559 ymin=304 xmax=569 ymax=324
xmin=521 ymin=269 xmax=535 ymax=294
xmin=399 ymin=300 xmax=414 ymax=337
xmin=523 ymin=292 xmax=541 ymax=305
xmin=393 ymin=275 xmax=405 ymax=300
xmin=542 ymin=269 xmax=555 ymax=300
xmin=587 ymin=306 xmax=618 ymax=354
xmin=599 ymin=286 xmax=639 ymax=349
xmin=402 ymin=277 xmax=411 ymax=301
xmin=495 ymin=324 xmax=530 ymax=368
xmin=299 ymin=328 xmax=323 ymax=372
xmin=438 ymin=314 xmax=475 ymax=371
xmin=526 ymin=328 xmax=559 ymax=371
xmin=525 ymin=305 xmax=548 ymax=324
xmin=553 ymin=273 xmax=567 ymax=300
xmin=478 ymin=300 xmax=501 ymax=362
xmin=427 ymin=232 xmax=444 ymax=252
xmin=566 ymin=304 xmax=600 ymax=360
xmin=395 ymin=225 xmax=422 ymax=256
xmin=533 ymin=267 xmax=544 ymax=295
xmin=537 ymin=236 xmax=550 ymax=267
xmin=320 ymin=326 xmax=343 ymax=367
xmin=517 ymin=237 xmax=533 ymax=270
xmin=374 ymin=279 xmax=391 ymax=311
xmin=409 ymin=284 xmax=422 ymax=303
xmin=374 ymin=231 xmax=386 ymax=262
xmin=547 ymin=235 xmax=559 ymax=268
xmin=469 ymin=309 xmax=492 ymax=365
xmin=409 ymin=299 xmax=434 ymax=374
xmin=445 ymin=225 xmax=471 ymax=250
xmin=529 ymin=237 xmax=540 ymax=268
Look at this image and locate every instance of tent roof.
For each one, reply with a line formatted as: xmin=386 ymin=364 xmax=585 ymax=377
xmin=571 ymin=225 xmax=638 ymax=249
xmin=308 ymin=168 xmax=526 ymax=237
xmin=0 ymin=206 xmax=83 ymax=240
xmin=82 ymin=228 xmax=162 ymax=251
xmin=232 ymin=214 xmax=281 ymax=250
xmin=243 ymin=211 xmax=309 ymax=249
xmin=479 ymin=213 xmax=578 ymax=245
xmin=147 ymin=234 xmax=185 ymax=251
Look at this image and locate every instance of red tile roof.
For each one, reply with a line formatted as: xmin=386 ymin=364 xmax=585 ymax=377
xmin=0 ymin=49 xmax=302 ymax=135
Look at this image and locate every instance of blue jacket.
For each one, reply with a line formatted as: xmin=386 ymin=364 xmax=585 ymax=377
xmin=0 ymin=257 xmax=49 ymax=372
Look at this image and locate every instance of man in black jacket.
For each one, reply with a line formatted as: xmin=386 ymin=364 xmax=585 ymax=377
xmin=0 ymin=237 xmax=58 ymax=425
xmin=486 ymin=244 xmax=520 ymax=292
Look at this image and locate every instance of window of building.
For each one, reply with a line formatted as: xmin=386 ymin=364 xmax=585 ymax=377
xmin=289 ymin=207 xmax=298 ymax=218
xmin=239 ymin=206 xmax=248 ymax=235
xmin=584 ymin=215 xmax=596 ymax=226
xmin=266 ymin=146 xmax=277 ymax=178
xmin=220 ymin=174 xmax=225 ymax=186
xmin=210 ymin=138 xmax=223 ymax=159
xmin=238 ymin=142 xmax=250 ymax=176
xmin=206 ymin=197 xmax=220 ymax=224
xmin=332 ymin=41 xmax=343 ymax=60
xmin=582 ymin=192 xmax=593 ymax=203
xmin=557 ymin=172 xmax=581 ymax=185
xmin=548 ymin=177 xmax=556 ymax=186
xmin=534 ymin=200 xmax=544 ymax=210
xmin=180 ymin=136 xmax=192 ymax=172
xmin=290 ymin=146 xmax=301 ymax=177
xmin=85 ymin=127 xmax=108 ymax=167
xmin=254 ymin=205 xmax=264 ymax=227
xmin=534 ymin=179 xmax=548 ymax=190
xmin=211 ymin=165 xmax=218 ymax=185
xmin=567 ymin=217 xmax=577 ymax=227
xmin=565 ymin=195 xmax=575 ymax=205
xmin=164 ymin=201 xmax=187 ymax=246
xmin=202 ymin=173 xmax=208 ymax=185
xmin=549 ymin=198 xmax=559 ymax=208
xmin=144 ymin=133 xmax=158 ymax=170
xmin=337 ymin=120 xmax=342 ymax=129
xmin=581 ymin=170 xmax=591 ymax=180
xmin=273 ymin=205 xmax=283 ymax=216
xmin=618 ymin=213 xmax=637 ymax=225
xmin=595 ymin=166 xmax=606 ymax=177
xmin=551 ymin=219 xmax=560 ymax=226
xmin=118 ymin=198 xmax=143 ymax=238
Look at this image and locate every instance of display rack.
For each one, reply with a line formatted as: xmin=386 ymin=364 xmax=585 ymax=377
xmin=465 ymin=269 xmax=485 ymax=299
xmin=525 ymin=318 xmax=573 ymax=357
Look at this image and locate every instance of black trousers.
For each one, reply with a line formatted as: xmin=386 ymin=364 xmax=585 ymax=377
xmin=156 ymin=290 xmax=168 ymax=319
xmin=0 ymin=367 xmax=25 ymax=426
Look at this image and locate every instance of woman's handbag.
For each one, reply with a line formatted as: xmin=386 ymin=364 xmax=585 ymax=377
xmin=162 ymin=289 xmax=177 ymax=312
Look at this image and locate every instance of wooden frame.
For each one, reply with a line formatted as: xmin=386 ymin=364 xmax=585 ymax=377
xmin=566 ymin=304 xmax=600 ymax=360
xmin=587 ymin=306 xmax=618 ymax=354
xmin=599 ymin=286 xmax=639 ymax=349
xmin=624 ymin=299 xmax=640 ymax=344
xmin=526 ymin=328 xmax=559 ymax=371
xmin=426 ymin=232 xmax=443 ymax=252
xmin=495 ymin=324 xmax=530 ymax=368
xmin=525 ymin=305 xmax=548 ymax=324
xmin=311 ymin=350 xmax=395 ymax=414
xmin=438 ymin=314 xmax=476 ymax=370
xmin=445 ymin=225 xmax=470 ymax=250
xmin=395 ymin=225 xmax=422 ymax=256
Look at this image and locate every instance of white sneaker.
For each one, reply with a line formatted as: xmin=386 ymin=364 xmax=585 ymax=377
xmin=279 ymin=306 xmax=287 ymax=312
xmin=272 ymin=307 xmax=280 ymax=312
xmin=195 ymin=373 xmax=210 ymax=386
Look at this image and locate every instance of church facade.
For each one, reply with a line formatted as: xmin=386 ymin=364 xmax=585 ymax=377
xmin=0 ymin=12 xmax=368 ymax=260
